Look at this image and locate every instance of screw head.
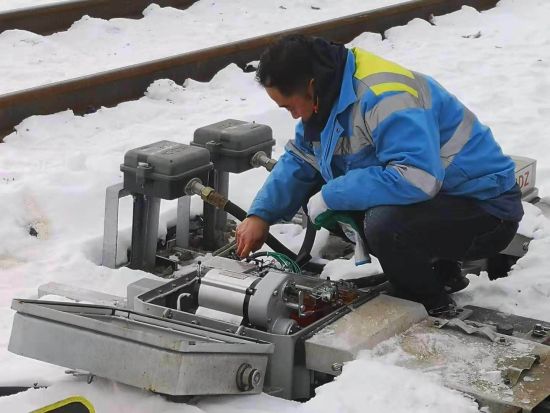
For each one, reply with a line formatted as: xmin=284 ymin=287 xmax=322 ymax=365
xmin=331 ymin=362 xmax=343 ymax=372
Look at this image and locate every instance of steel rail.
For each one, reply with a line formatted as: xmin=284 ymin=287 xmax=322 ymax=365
xmin=0 ymin=0 xmax=198 ymax=35
xmin=0 ymin=0 xmax=499 ymax=141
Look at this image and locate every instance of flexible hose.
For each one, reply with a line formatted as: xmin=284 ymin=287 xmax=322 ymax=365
xmin=224 ymin=200 xmax=324 ymax=273
xmin=296 ymin=220 xmax=316 ymax=267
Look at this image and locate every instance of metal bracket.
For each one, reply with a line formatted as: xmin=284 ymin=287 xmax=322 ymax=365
xmin=102 ymin=182 xmax=192 ymax=271
xmin=501 ymin=354 xmax=540 ymax=386
xmin=101 ymin=183 xmax=131 ymax=269
xmin=432 ymin=317 xmax=504 ymax=343
xmin=65 ymin=369 xmax=95 ymax=384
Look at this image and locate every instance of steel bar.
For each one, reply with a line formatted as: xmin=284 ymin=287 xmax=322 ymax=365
xmin=0 ymin=0 xmax=499 ymax=140
xmin=0 ymin=0 xmax=198 ymax=35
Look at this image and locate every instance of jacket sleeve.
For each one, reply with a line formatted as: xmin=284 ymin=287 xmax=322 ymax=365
xmin=248 ymin=123 xmax=323 ymax=224
xmin=322 ymin=92 xmax=445 ymax=211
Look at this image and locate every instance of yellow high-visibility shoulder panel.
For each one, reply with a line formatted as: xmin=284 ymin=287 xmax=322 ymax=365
xmin=352 ymin=48 xmax=418 ymax=97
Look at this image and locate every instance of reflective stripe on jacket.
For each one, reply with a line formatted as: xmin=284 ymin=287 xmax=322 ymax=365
xmin=248 ymin=48 xmax=517 ymax=224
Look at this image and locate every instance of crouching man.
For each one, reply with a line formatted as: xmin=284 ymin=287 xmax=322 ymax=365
xmin=235 ymin=35 xmax=523 ymax=312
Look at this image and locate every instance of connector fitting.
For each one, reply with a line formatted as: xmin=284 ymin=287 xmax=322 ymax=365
xmin=184 ymin=178 xmax=227 ymax=210
xmin=251 ymin=151 xmax=277 ymax=172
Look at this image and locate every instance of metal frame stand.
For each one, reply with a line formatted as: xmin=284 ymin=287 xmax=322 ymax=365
xmin=102 ymin=183 xmax=192 ymax=272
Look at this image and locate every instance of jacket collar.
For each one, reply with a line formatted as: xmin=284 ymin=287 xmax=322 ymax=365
xmin=318 ymin=51 xmax=358 ymax=181
xmin=333 ymin=50 xmax=357 ymax=115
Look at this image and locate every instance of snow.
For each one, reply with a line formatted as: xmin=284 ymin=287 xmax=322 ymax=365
xmin=1 ymin=0 xmax=550 ymax=411
xmin=0 ymin=0 xmax=407 ymax=94
xmin=0 ymin=0 xmax=58 ymax=12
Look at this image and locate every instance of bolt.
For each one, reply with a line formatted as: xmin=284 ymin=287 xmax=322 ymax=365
xmin=251 ymin=369 xmax=262 ymax=386
xmin=522 ymin=242 xmax=529 ymax=252
xmin=499 ymin=337 xmax=506 ymax=343
xmin=236 ymin=364 xmax=261 ymax=391
xmin=433 ymin=320 xmax=441 ymax=326
xmin=331 ymin=362 xmax=343 ymax=373
xmin=272 ymin=290 xmax=278 ymax=296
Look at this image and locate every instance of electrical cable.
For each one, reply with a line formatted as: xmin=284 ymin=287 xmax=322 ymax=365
xmin=224 ymin=200 xmax=324 ymax=273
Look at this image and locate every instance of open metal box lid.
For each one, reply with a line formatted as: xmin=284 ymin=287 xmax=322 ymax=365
xmin=9 ymin=299 xmax=273 ymax=396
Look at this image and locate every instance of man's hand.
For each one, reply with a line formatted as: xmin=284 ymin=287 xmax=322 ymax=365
xmin=235 ymin=216 xmax=270 ymax=258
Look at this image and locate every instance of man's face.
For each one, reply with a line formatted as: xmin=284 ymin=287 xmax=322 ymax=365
xmin=265 ymin=81 xmax=315 ymax=121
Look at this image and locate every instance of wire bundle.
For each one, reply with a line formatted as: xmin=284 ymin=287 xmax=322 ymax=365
xmin=247 ymin=251 xmax=302 ymax=274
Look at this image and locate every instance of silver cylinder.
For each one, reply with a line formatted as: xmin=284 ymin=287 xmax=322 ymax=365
xmin=198 ymin=269 xmax=259 ymax=317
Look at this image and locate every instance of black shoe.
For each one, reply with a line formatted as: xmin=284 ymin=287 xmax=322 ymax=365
xmin=385 ymin=285 xmax=457 ymax=314
xmin=423 ymin=293 xmax=457 ymax=316
xmin=443 ymin=275 xmax=470 ymax=294
xmin=434 ymin=260 xmax=470 ymax=294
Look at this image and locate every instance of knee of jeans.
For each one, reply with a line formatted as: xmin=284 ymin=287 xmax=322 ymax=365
xmin=363 ymin=205 xmax=401 ymax=245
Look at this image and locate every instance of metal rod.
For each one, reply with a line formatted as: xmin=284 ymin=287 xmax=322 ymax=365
xmin=204 ymin=170 xmax=229 ymax=250
xmin=129 ymin=194 xmax=161 ymax=272
xmin=176 ymin=195 xmax=191 ymax=248
xmin=0 ymin=0 xmax=198 ymax=35
xmin=0 ymin=0 xmax=499 ymax=140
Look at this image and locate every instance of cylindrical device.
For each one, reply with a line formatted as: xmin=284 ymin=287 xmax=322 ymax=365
xmin=198 ymin=269 xmax=260 ymax=317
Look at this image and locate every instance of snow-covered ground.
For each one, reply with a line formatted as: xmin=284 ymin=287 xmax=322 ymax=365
xmin=0 ymin=0 xmax=549 ymax=411
xmin=0 ymin=0 xmax=58 ymax=12
xmin=0 ymin=0 xmax=407 ymax=94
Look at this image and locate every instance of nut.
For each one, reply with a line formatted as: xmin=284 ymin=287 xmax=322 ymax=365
xmin=236 ymin=364 xmax=262 ymax=391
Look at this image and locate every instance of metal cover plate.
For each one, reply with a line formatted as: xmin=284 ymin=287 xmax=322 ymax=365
xmin=305 ymin=295 xmax=428 ymax=375
xmin=375 ymin=319 xmax=550 ymax=411
xmin=9 ymin=299 xmax=273 ymax=396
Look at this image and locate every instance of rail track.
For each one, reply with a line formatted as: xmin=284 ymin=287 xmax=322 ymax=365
xmin=0 ymin=0 xmax=499 ymax=141
xmin=0 ymin=0 xmax=197 ymax=35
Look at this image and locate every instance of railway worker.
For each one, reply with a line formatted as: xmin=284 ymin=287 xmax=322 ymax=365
xmin=235 ymin=35 xmax=523 ymax=311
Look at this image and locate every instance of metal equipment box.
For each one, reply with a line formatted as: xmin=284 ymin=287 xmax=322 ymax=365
xmin=192 ymin=119 xmax=275 ymax=173
xmin=9 ymin=299 xmax=273 ymax=396
xmin=120 ymin=140 xmax=212 ymax=200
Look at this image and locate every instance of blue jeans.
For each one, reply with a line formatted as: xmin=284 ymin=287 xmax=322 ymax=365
xmin=363 ymin=194 xmax=519 ymax=299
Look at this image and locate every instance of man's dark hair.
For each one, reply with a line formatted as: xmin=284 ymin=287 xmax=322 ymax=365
xmin=256 ymin=34 xmax=315 ymax=96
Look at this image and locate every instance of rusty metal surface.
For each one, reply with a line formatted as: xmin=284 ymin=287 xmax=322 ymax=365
xmin=0 ymin=0 xmax=197 ymax=35
xmin=0 ymin=0 xmax=499 ymax=140
xmin=377 ymin=319 xmax=550 ymax=412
